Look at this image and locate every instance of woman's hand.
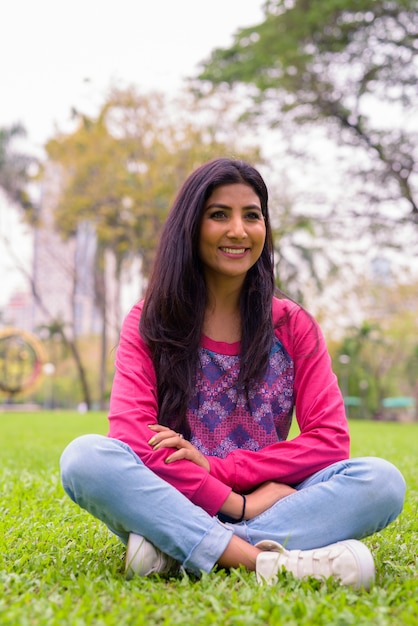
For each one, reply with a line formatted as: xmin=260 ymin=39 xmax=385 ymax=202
xmin=245 ymin=481 xmax=296 ymax=519
xmin=219 ymin=481 xmax=296 ymax=521
xmin=148 ymin=424 xmax=210 ymax=472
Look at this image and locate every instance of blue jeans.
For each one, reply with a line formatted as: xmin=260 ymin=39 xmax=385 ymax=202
xmin=60 ymin=434 xmax=405 ymax=575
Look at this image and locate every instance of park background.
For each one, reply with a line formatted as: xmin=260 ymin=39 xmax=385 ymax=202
xmin=0 ymin=3 xmax=417 ymax=623
xmin=1 ymin=0 xmax=417 ymax=419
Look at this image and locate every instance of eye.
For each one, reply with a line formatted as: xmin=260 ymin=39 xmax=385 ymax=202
xmin=244 ymin=211 xmax=263 ymax=221
xmin=209 ymin=210 xmax=228 ymax=220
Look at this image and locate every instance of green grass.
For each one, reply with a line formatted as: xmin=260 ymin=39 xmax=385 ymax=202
xmin=0 ymin=411 xmax=417 ymax=625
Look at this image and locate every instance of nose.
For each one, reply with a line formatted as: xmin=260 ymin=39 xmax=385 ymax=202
xmin=227 ymin=215 xmax=247 ymax=239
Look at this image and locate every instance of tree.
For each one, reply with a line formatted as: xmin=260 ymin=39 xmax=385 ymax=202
xmin=0 ymin=123 xmax=34 ymax=213
xmin=265 ymin=175 xmax=340 ymax=302
xmin=46 ymin=87 xmax=262 ymax=293
xmin=44 ymin=87 xmax=261 ymax=406
xmin=198 ymin=1 xmax=418 ymax=234
xmin=330 ymin=276 xmax=418 ymax=419
xmin=1 ymin=233 xmax=95 ymax=408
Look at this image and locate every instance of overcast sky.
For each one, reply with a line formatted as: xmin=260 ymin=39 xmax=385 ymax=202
xmin=0 ymin=0 xmax=264 ymax=305
xmin=1 ymin=0 xmax=264 ymax=152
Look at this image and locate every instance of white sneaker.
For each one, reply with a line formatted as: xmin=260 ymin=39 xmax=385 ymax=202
xmin=256 ymin=539 xmax=375 ymax=589
xmin=125 ymin=533 xmax=179 ymax=580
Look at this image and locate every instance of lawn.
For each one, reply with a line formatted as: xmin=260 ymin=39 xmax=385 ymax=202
xmin=0 ymin=411 xmax=417 ymax=625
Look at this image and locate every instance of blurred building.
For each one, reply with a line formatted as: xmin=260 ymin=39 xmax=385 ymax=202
xmin=0 ymin=163 xmax=101 ymax=337
xmin=1 ymin=291 xmax=33 ymax=332
xmin=31 ymin=163 xmax=101 ymax=336
xmin=1 ymin=163 xmax=142 ymax=340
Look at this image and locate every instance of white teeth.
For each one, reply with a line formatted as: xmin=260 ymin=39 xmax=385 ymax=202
xmin=221 ymin=247 xmax=246 ymax=254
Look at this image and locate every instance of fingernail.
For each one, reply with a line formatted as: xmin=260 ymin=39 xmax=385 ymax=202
xmin=148 ymin=437 xmax=156 ymax=445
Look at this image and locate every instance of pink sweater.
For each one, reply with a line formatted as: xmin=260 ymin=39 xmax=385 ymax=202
xmin=107 ymin=297 xmax=349 ymax=516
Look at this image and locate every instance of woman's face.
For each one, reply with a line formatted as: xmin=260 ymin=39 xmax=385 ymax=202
xmin=199 ymin=183 xmax=266 ymax=288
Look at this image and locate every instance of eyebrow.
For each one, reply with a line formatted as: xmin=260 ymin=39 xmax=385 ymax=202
xmin=205 ymin=202 xmax=262 ymax=211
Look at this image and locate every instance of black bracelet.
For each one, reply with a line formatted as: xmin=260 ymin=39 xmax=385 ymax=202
xmin=236 ymin=494 xmax=246 ymax=523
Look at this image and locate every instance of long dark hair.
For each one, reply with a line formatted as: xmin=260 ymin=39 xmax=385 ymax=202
xmin=140 ymin=158 xmax=276 ymax=436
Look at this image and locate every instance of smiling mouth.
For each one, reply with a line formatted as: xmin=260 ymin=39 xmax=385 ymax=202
xmin=220 ymin=247 xmax=247 ymax=255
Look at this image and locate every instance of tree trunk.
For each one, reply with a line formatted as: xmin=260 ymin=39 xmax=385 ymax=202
xmin=94 ymin=245 xmax=108 ymax=410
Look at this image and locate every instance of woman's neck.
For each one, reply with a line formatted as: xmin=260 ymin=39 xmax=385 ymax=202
xmin=203 ymin=286 xmax=242 ymax=343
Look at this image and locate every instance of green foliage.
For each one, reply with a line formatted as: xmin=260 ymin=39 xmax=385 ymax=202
xmin=330 ymin=279 xmax=418 ymax=418
xmin=201 ymin=0 xmax=418 ymax=109
xmin=45 ymin=87 xmax=261 ymax=277
xmin=0 ymin=412 xmax=417 ymax=625
xmin=198 ymin=0 xmax=418 ymax=222
xmin=0 ymin=123 xmax=34 ymax=214
xmin=42 ymin=87 xmax=263 ymax=408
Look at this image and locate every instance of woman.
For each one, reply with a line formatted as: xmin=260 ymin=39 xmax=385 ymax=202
xmin=61 ymin=158 xmax=405 ymax=589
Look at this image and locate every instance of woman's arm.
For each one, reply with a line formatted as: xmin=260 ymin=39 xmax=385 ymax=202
xmin=107 ymin=302 xmax=232 ymax=516
xmin=147 ymin=424 xmax=297 ymax=519
xmin=208 ymin=302 xmax=350 ymax=492
xmin=220 ymin=482 xmax=296 ymax=520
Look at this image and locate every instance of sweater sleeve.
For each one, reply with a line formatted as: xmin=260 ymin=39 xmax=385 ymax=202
xmin=107 ymin=302 xmax=231 ymax=516
xmin=208 ymin=300 xmax=350 ymax=492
